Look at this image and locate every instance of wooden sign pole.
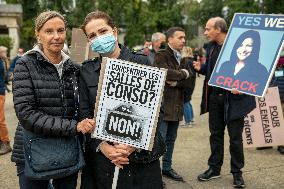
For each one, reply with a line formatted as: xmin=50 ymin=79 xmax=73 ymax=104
xmin=112 ymin=166 xmax=120 ymax=189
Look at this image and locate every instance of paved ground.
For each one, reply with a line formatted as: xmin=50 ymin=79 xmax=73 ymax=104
xmin=1 ymin=76 xmax=284 ymax=189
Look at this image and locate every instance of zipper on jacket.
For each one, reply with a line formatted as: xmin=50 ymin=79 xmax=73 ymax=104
xmin=60 ymin=67 xmax=68 ymax=118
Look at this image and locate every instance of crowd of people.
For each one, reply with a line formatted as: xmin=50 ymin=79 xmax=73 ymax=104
xmin=0 ymin=9 xmax=283 ymax=189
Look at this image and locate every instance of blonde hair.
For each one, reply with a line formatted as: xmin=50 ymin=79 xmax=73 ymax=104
xmin=181 ymin=46 xmax=193 ymax=58
xmin=35 ymin=10 xmax=66 ymax=32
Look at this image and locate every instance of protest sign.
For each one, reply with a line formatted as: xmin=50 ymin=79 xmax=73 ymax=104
xmin=93 ymin=57 xmax=167 ymax=150
xmin=69 ymin=28 xmax=98 ymax=64
xmin=209 ymin=13 xmax=284 ymax=97
xmin=243 ymin=87 xmax=284 ymax=148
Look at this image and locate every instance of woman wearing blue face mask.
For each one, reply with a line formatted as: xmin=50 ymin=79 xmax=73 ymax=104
xmin=79 ymin=11 xmax=164 ymax=189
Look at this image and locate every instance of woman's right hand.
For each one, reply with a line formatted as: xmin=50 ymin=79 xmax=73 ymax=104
xmin=77 ymin=118 xmax=96 ymax=134
xmin=100 ymin=142 xmax=129 ymax=168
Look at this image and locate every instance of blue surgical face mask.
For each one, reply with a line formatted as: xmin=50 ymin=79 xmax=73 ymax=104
xmin=90 ymin=33 xmax=116 ymax=54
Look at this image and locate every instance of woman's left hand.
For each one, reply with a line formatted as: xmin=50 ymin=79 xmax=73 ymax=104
xmin=112 ymin=143 xmax=136 ymax=157
xmin=108 ymin=143 xmax=135 ymax=167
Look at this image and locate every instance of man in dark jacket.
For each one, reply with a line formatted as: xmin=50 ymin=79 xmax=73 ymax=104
xmin=153 ymin=27 xmax=194 ymax=181
xmin=193 ymin=17 xmax=255 ymax=188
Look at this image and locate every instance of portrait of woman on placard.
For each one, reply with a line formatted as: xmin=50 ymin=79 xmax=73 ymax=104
xmin=217 ymin=30 xmax=269 ymax=94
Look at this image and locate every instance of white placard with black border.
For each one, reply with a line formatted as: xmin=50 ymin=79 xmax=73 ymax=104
xmin=93 ymin=57 xmax=167 ymax=150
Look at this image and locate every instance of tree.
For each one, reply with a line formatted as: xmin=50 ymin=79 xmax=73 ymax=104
xmin=126 ymin=0 xmax=183 ymax=47
xmin=182 ymin=0 xmax=201 ymax=43
xmin=6 ymin=0 xmax=41 ymax=49
xmin=263 ymin=0 xmax=284 ymax=14
xmin=0 ymin=36 xmax=13 ymax=51
xmin=223 ymin=0 xmax=259 ymax=25
xmin=5 ymin=0 xmax=284 ymax=50
xmin=96 ymin=0 xmax=184 ymax=47
xmin=197 ymin=0 xmax=223 ymax=26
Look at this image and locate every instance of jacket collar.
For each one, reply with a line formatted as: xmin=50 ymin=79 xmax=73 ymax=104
xmin=24 ymin=45 xmax=70 ymax=64
xmin=165 ymin=45 xmax=174 ymax=55
xmin=118 ymin=44 xmax=131 ymax=60
xmin=24 ymin=45 xmax=78 ymax=73
xmin=165 ymin=45 xmax=181 ymax=64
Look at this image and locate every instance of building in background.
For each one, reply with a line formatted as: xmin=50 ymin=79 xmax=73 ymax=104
xmin=0 ymin=3 xmax=22 ymax=58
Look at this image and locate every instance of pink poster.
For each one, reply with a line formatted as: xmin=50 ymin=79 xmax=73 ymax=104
xmin=243 ymin=87 xmax=284 ymax=148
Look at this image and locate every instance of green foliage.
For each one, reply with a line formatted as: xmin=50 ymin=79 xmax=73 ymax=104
xmin=63 ymin=0 xmax=96 ymax=44
xmin=95 ymin=0 xmax=183 ymax=47
xmin=97 ymin=0 xmax=128 ymax=27
xmin=20 ymin=1 xmax=40 ymax=49
xmin=146 ymin=0 xmax=183 ymax=31
xmin=135 ymin=0 xmax=183 ymax=47
xmin=0 ymin=36 xmax=13 ymax=50
xmin=5 ymin=0 xmax=41 ymax=49
xmin=66 ymin=0 xmax=95 ymax=29
xmin=182 ymin=0 xmax=201 ymax=45
xmin=20 ymin=19 xmax=36 ymax=50
xmin=263 ymin=0 xmax=284 ymax=14
xmin=198 ymin=0 xmax=224 ymax=26
xmin=6 ymin=0 xmax=19 ymax=3
xmin=188 ymin=35 xmax=207 ymax=49
xmin=5 ymin=0 xmax=284 ymax=49
xmin=223 ymin=0 xmax=259 ymax=25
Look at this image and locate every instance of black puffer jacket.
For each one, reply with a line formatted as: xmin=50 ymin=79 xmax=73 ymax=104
xmin=11 ymin=123 xmax=24 ymax=164
xmin=11 ymin=50 xmax=80 ymax=164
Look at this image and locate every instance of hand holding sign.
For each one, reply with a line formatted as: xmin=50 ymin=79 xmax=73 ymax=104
xmin=230 ymin=88 xmax=242 ymax=95
xmin=100 ymin=142 xmax=130 ymax=168
xmin=110 ymin=143 xmax=136 ymax=168
xmin=77 ymin=118 xmax=96 ymax=134
xmin=113 ymin=143 xmax=136 ymax=156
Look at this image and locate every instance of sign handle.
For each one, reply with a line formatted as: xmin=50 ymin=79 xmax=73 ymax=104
xmin=112 ymin=166 xmax=120 ymax=189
